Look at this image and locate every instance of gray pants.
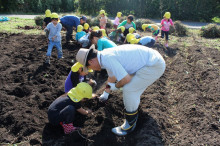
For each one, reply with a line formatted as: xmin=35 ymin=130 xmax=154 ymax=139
xmin=123 ymin=51 xmax=166 ymax=112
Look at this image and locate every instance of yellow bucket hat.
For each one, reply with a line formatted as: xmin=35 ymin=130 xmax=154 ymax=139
xmin=117 ymin=12 xmax=122 ymax=18
xmin=100 ymin=10 xmax=107 ymax=15
xmin=77 ymin=25 xmax=83 ymax=32
xmin=117 ymin=26 xmax=125 ymax=33
xmin=129 ymin=27 xmax=135 ymax=33
xmin=164 ymin=12 xmax=171 ymax=19
xmin=100 ymin=29 xmax=107 ymax=37
xmin=142 ymin=24 xmax=148 ymax=31
xmin=51 ymin=13 xmax=59 ymax=19
xmin=130 ymin=38 xmax=140 ymax=44
xmin=126 ymin=33 xmax=135 ymax=43
xmin=92 ymin=26 xmax=100 ymax=31
xmin=68 ymin=82 xmax=93 ymax=102
xmin=71 ymin=62 xmax=93 ymax=72
xmin=84 ymin=23 xmax=89 ymax=30
xmin=45 ymin=9 xmax=51 ymax=17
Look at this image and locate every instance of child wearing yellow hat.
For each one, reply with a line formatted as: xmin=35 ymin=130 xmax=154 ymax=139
xmin=126 ymin=33 xmax=155 ymax=47
xmin=76 ymin=25 xmax=86 ymax=41
xmin=113 ymin=12 xmax=122 ymax=29
xmin=83 ymin=23 xmax=91 ymax=33
xmin=160 ymin=12 xmax=174 ymax=47
xmin=43 ymin=9 xmax=52 ymax=28
xmin=48 ymin=82 xmax=96 ymax=135
xmin=99 ymin=10 xmax=107 ymax=29
xmin=128 ymin=27 xmax=141 ymax=39
xmin=142 ymin=24 xmax=160 ymax=40
xmin=44 ymin=13 xmax=63 ymax=64
xmin=64 ymin=62 xmax=96 ymax=93
xmin=109 ymin=26 xmax=125 ymax=43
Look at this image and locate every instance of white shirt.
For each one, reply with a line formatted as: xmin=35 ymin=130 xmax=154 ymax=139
xmin=97 ymin=44 xmax=162 ymax=81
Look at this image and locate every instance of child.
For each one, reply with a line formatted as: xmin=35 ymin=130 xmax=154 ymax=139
xmin=126 ymin=33 xmax=155 ymax=47
xmin=48 ymin=82 xmax=95 ymax=134
xmin=129 ymin=27 xmax=141 ymax=39
xmin=100 ymin=29 xmax=108 ymax=38
xmin=99 ymin=10 xmax=107 ymax=29
xmin=113 ymin=12 xmax=122 ymax=29
xmin=44 ymin=13 xmax=63 ymax=64
xmin=76 ymin=25 xmax=86 ymax=41
xmin=109 ymin=26 xmax=125 ymax=43
xmin=83 ymin=23 xmax=91 ymax=33
xmin=117 ymin=15 xmax=136 ymax=37
xmin=160 ymin=12 xmax=174 ymax=47
xmin=142 ymin=24 xmax=160 ymax=40
xmin=90 ymin=30 xmax=117 ymax=51
xmin=43 ymin=9 xmax=52 ymax=28
xmin=65 ymin=62 xmax=96 ymax=93
xmin=92 ymin=26 xmax=100 ymax=31
xmin=43 ymin=9 xmax=52 ymax=38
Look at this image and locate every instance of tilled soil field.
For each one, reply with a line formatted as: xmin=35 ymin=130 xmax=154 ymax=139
xmin=0 ymin=33 xmax=219 ymax=146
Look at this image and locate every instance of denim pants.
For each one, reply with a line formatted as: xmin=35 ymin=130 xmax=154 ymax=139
xmin=61 ymin=22 xmax=73 ymax=42
xmin=46 ymin=41 xmax=63 ymax=58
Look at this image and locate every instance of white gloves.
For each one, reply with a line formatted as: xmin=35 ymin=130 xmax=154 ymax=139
xmin=99 ymin=91 xmax=109 ymax=102
xmin=108 ymin=82 xmax=118 ymax=91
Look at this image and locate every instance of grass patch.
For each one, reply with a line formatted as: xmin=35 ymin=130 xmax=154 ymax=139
xmin=0 ymin=17 xmax=43 ymax=35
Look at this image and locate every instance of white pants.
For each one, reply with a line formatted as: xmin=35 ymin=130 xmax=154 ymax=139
xmin=123 ymin=56 xmax=166 ymax=112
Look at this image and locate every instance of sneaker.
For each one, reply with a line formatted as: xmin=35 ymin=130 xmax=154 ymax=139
xmin=45 ymin=58 xmax=50 ymax=64
xmin=165 ymin=43 xmax=168 ymax=47
xmin=58 ymin=56 xmax=64 ymax=59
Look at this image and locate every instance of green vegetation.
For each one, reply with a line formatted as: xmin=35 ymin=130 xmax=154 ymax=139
xmin=0 ymin=17 xmax=42 ymax=34
xmin=212 ymin=17 xmax=220 ymax=24
xmin=0 ymin=0 xmax=219 ymax=22
xmin=200 ymin=24 xmax=220 ymax=38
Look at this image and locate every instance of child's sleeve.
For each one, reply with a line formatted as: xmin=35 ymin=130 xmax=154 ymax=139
xmin=117 ymin=20 xmax=126 ymax=28
xmin=132 ymin=22 xmax=136 ymax=30
xmin=70 ymin=72 xmax=80 ymax=88
xmin=170 ymin=19 xmax=174 ymax=26
xmin=46 ymin=23 xmax=50 ymax=30
xmin=161 ymin=19 xmax=164 ymax=25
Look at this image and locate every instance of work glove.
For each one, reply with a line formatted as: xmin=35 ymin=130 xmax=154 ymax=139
xmin=108 ymin=82 xmax=119 ymax=91
xmin=99 ymin=91 xmax=109 ymax=102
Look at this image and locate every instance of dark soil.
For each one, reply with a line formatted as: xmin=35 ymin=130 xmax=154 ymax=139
xmin=0 ymin=32 xmax=219 ymax=146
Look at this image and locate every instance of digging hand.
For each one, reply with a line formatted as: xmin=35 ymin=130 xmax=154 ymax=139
xmin=99 ymin=91 xmax=109 ymax=102
xmin=108 ymin=82 xmax=118 ymax=91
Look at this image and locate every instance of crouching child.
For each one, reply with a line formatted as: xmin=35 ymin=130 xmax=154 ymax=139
xmin=48 ymin=82 xmax=95 ymax=134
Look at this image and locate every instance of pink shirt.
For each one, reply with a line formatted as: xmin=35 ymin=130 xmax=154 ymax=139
xmin=161 ymin=19 xmax=173 ymax=31
xmin=114 ymin=17 xmax=120 ymax=25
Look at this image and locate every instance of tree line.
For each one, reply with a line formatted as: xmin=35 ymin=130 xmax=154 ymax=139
xmin=0 ymin=0 xmax=219 ymax=22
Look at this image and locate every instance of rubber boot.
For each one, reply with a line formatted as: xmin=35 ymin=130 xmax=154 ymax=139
xmin=60 ymin=122 xmax=79 ymax=135
xmin=112 ymin=110 xmax=138 ymax=136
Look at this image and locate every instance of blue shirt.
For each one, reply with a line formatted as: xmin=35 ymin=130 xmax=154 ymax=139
xmin=46 ymin=22 xmax=62 ymax=42
xmin=60 ymin=15 xmax=80 ymax=28
xmin=97 ymin=38 xmax=117 ymax=51
xmin=76 ymin=31 xmax=86 ymax=41
xmin=139 ymin=36 xmax=155 ymax=46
